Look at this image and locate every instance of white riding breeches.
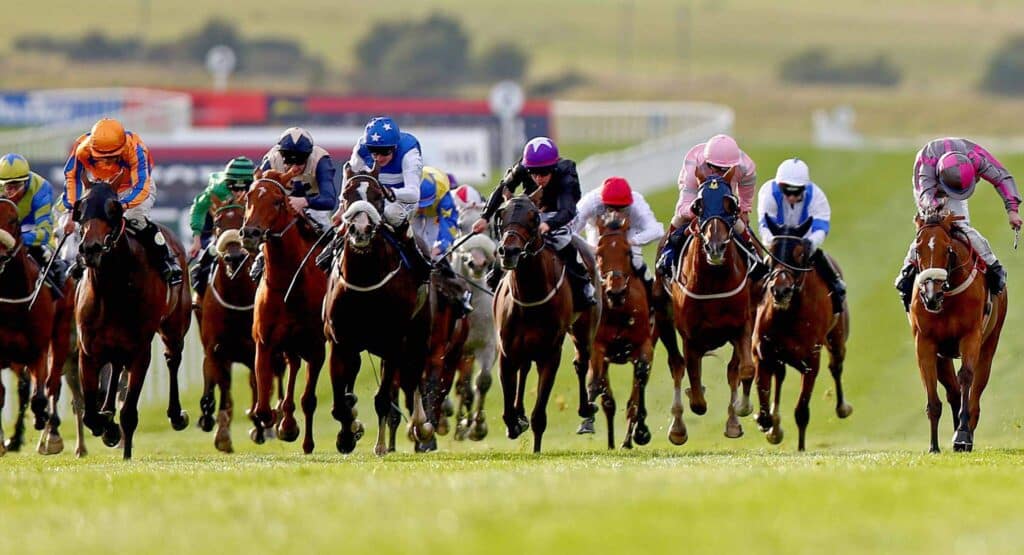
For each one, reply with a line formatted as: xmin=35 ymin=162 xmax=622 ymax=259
xmin=304 ymin=208 xmax=332 ymax=230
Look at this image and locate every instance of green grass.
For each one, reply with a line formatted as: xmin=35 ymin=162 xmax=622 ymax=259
xmin=4 ymin=145 xmax=1024 ymax=553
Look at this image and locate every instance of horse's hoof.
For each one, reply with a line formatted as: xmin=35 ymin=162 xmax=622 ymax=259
xmin=170 ymin=411 xmax=190 ymax=431
xmin=336 ymin=430 xmax=358 ymax=454
xmin=4 ymin=437 xmax=22 ymax=452
xmin=633 ymin=424 xmax=652 ymax=446
xmin=668 ymin=428 xmax=688 ymax=446
xmin=929 ymin=446 xmax=941 ymax=454
xmin=351 ymin=420 xmax=365 ymax=441
xmin=373 ymin=443 xmax=389 ymax=457
xmin=249 ymin=427 xmax=266 ymax=445
xmin=469 ymin=420 xmax=488 ymax=441
xmin=101 ymin=424 xmax=122 ymax=448
xmin=302 ymin=439 xmax=314 ymax=455
xmin=766 ymin=428 xmax=784 ymax=445
xmin=685 ymin=387 xmax=708 ymax=415
xmin=263 ymin=424 xmax=277 ymax=440
xmin=952 ymin=430 xmax=973 ymax=452
xmin=277 ymin=418 xmax=300 ymax=443
xmin=725 ymin=419 xmax=744 ymax=439
xmin=579 ymin=402 xmax=598 ymax=419
xmin=214 ymin=434 xmax=234 ymax=454
xmin=34 ymin=414 xmax=48 ymax=431
xmin=416 ymin=421 xmax=435 ymax=443
xmin=454 ymin=420 xmax=469 ymax=441
xmin=437 ymin=416 xmax=450 ymax=437
xmin=44 ymin=433 xmax=65 ymax=455
xmin=442 ymin=398 xmax=455 ymax=417
xmin=198 ymin=414 xmax=215 ymax=433
xmin=576 ymin=417 xmax=595 ymax=435
xmin=506 ymin=421 xmax=524 ymax=440
xmin=416 ymin=437 xmax=438 ymax=453
xmin=735 ymin=398 xmax=754 ymax=418
xmin=75 ymin=446 xmax=87 ymax=458
xmin=836 ymin=403 xmax=854 ymax=419
xmin=756 ymin=413 xmax=773 ymax=433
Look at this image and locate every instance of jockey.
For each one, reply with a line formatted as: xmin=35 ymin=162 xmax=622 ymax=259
xmin=894 ymin=138 xmax=1022 ymax=310
xmin=472 ymin=136 xmax=597 ymax=308
xmin=259 ymin=127 xmax=337 ymax=231
xmin=757 ymin=158 xmax=846 ymax=314
xmin=571 ymin=176 xmax=664 ymax=299
xmin=337 ymin=116 xmax=432 ymax=282
xmin=656 ymin=134 xmax=765 ymax=280
xmin=414 ymin=166 xmax=473 ymax=313
xmin=62 ymin=118 xmax=182 ymax=285
xmin=0 ymin=153 xmax=66 ymax=297
xmin=188 ymin=156 xmax=256 ymax=298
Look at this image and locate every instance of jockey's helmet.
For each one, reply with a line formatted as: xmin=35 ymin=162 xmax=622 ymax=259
xmin=522 ymin=137 xmax=559 ymax=169
xmin=453 ymin=184 xmax=484 ymax=209
xmin=363 ymin=117 xmax=401 ymax=151
xmin=600 ymin=176 xmax=633 ymax=207
xmin=89 ymin=118 xmax=128 ymax=158
xmin=936 ymin=152 xmax=978 ymax=200
xmin=419 ymin=166 xmax=449 ymax=209
xmin=277 ymin=127 xmax=315 ymax=165
xmin=775 ymin=158 xmax=812 ymax=196
xmin=0 ymin=153 xmax=30 ymax=202
xmin=224 ymin=156 xmax=256 ymax=190
xmin=703 ymin=134 xmax=741 ymax=170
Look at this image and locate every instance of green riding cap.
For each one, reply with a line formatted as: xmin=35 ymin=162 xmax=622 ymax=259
xmin=189 ymin=157 xmax=255 ymax=236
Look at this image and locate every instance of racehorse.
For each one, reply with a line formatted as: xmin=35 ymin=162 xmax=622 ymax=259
xmin=579 ymin=207 xmax=654 ymax=449
xmin=0 ymin=199 xmax=80 ymax=456
xmin=421 ymin=268 xmax=470 ymax=446
xmin=323 ymin=165 xmax=435 ymax=455
xmin=660 ymin=174 xmax=755 ymax=444
xmin=909 ymin=211 xmax=1006 ymax=453
xmin=194 ymin=196 xmax=282 ymax=452
xmin=450 ymin=233 xmax=498 ymax=441
xmin=241 ymin=167 xmax=327 ymax=454
xmin=753 ymin=218 xmax=852 ymax=451
xmin=493 ymin=195 xmax=601 ymax=453
xmin=73 ymin=180 xmax=191 ymax=459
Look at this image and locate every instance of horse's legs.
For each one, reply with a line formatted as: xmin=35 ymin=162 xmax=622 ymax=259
xmin=628 ymin=342 xmax=654 ymax=448
xmin=499 ymin=353 xmax=526 ymax=440
xmin=469 ymin=347 xmax=496 ymax=441
xmin=198 ymin=353 xmax=220 ymax=433
xmin=214 ymin=360 xmax=234 ymax=454
xmin=5 ymin=368 xmax=29 ymax=452
xmin=577 ymin=343 xmax=604 ymax=436
xmin=40 ymin=346 xmax=66 ymax=455
xmin=330 ymin=346 xmax=362 ymax=454
xmin=276 ymin=353 xmax=302 ymax=443
xmin=724 ymin=349 xmax=743 ymax=439
xmin=119 ymin=352 xmax=150 ymax=460
xmin=735 ymin=320 xmax=755 ymax=417
xmin=453 ymin=354 xmax=475 ymax=440
xmin=914 ymin=339 xmax=942 ymax=453
xmin=756 ymin=356 xmax=785 ymax=444
xmin=300 ymin=345 xmax=326 ymax=455
xmin=373 ymin=360 xmax=395 ymax=457
xmin=515 ymin=361 xmax=530 ymax=425
xmin=668 ymin=342 xmax=688 ymax=446
xmin=682 ymin=341 xmax=707 ymax=415
xmin=0 ymin=371 xmax=8 ymax=456
xmin=251 ymin=341 xmax=276 ymax=430
xmin=969 ymin=330 xmax=1000 ymax=434
xmin=162 ymin=336 xmax=189 ymax=431
xmin=29 ymin=353 xmax=50 ymax=432
xmin=935 ymin=358 xmax=960 ymax=433
xmin=953 ymin=333 xmax=983 ymax=452
xmin=62 ymin=357 xmax=87 ymax=457
xmin=570 ymin=326 xmax=595 ymax=421
xmin=794 ymin=356 xmax=821 ymax=452
xmin=80 ymin=351 xmax=106 ymax=438
xmin=531 ymin=351 xmax=560 ymax=454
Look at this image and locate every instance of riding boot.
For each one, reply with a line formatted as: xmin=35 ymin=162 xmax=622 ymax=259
xmin=656 ymin=226 xmax=687 ymax=279
xmin=133 ymin=220 xmax=183 ymax=285
xmin=558 ymin=243 xmax=597 ymax=309
xmin=812 ymin=250 xmax=846 ymax=315
xmin=249 ymin=253 xmax=264 ymax=282
xmin=191 ymin=247 xmax=217 ymax=298
xmin=894 ymin=262 xmax=917 ymax=312
xmin=985 ymin=261 xmax=1007 ymax=296
xmin=393 ymin=224 xmax=431 ymax=284
xmin=485 ymin=258 xmax=504 ymax=292
xmin=315 ymin=231 xmax=342 ymax=272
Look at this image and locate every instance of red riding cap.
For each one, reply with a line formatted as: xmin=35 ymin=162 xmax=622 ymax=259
xmin=601 ymin=176 xmax=633 ymax=207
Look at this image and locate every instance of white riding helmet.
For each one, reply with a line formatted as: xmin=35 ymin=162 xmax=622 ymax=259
xmin=775 ymin=158 xmax=812 ymax=188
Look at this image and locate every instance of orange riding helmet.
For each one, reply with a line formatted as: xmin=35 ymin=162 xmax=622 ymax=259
xmin=89 ymin=118 xmax=128 ymax=158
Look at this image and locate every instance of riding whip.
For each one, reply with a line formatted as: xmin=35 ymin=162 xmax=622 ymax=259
xmin=283 ymin=226 xmax=336 ymax=304
xmin=28 ymin=231 xmax=73 ymax=310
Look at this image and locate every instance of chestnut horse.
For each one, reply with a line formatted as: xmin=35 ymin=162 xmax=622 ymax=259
xmin=0 ymin=199 xmax=79 ymax=456
xmin=74 ymin=181 xmax=191 ymax=459
xmin=493 ymin=195 xmax=601 ymax=453
xmin=241 ymin=167 xmax=327 ymax=454
xmin=579 ymin=207 xmax=654 ymax=449
xmin=194 ymin=196 xmax=283 ymax=452
xmin=661 ymin=175 xmax=755 ymax=444
xmin=753 ymin=218 xmax=852 ymax=451
xmin=324 ymin=167 xmax=435 ymax=455
xmin=910 ymin=212 xmax=1007 ymax=453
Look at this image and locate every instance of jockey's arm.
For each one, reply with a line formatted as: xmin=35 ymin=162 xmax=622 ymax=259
xmin=570 ymin=190 xmax=600 ymax=235
xmin=629 ymin=192 xmax=665 ymax=246
xmin=913 ymin=148 xmax=942 ymax=212
xmin=736 ymin=160 xmax=758 ymax=216
xmin=391 ymin=147 xmax=423 ymax=208
xmin=972 ymin=144 xmax=1022 ymax=213
xmin=807 ymin=185 xmax=832 ymax=252
xmin=306 ymin=156 xmax=338 ymax=211
xmin=118 ymin=141 xmax=153 ymax=209
xmin=61 ymin=146 xmax=85 ymax=210
xmin=189 ymin=177 xmax=222 ymax=237
xmin=545 ymin=179 xmax=578 ymax=229
xmin=671 ymin=161 xmax=696 ymax=229
xmin=756 ymin=181 xmax=778 ymax=245
xmin=23 ymin=181 xmax=54 ymax=247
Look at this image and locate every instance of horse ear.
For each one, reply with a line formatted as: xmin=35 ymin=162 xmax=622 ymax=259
xmin=694 ymin=164 xmax=707 ymax=184
xmin=796 ymin=217 xmax=814 ymax=237
xmin=765 ymin=217 xmax=782 ymax=237
xmin=103 ymin=198 xmax=121 ymax=222
xmin=343 ymin=162 xmax=354 ymax=182
xmin=723 ymin=166 xmax=737 ymax=183
xmin=72 ymin=199 xmax=83 ymax=223
xmin=254 ymin=168 xmax=264 ymax=181
xmin=690 ymin=198 xmax=703 ymax=218
xmin=724 ymin=195 xmax=738 ymax=215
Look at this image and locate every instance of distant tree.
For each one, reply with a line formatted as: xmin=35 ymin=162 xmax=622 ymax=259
xmin=981 ymin=34 xmax=1024 ymax=96
xmin=476 ymin=42 xmax=529 ymax=81
xmin=779 ymin=47 xmax=901 ymax=87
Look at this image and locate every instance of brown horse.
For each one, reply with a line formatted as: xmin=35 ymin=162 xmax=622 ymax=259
xmin=421 ymin=269 xmax=470 ymax=445
xmin=241 ymin=167 xmax=328 ymax=454
xmin=493 ymin=195 xmax=601 ymax=453
xmin=753 ymin=218 xmax=852 ymax=451
xmin=74 ymin=181 xmax=192 ymax=459
xmin=909 ymin=212 xmax=1007 ymax=453
xmin=661 ymin=175 xmax=755 ymax=444
xmin=194 ymin=196 xmax=283 ymax=452
xmin=0 ymin=199 xmax=79 ymax=456
xmin=324 ymin=166 xmax=435 ymax=455
xmin=579 ymin=207 xmax=654 ymax=449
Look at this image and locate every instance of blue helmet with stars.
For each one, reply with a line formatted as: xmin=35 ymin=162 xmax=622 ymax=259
xmin=363 ymin=117 xmax=401 ymax=149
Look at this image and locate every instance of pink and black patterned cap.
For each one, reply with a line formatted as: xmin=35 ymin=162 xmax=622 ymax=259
xmin=937 ymin=152 xmax=978 ymax=200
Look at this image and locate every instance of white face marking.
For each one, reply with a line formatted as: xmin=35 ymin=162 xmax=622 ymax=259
xmin=258 ymin=188 xmax=267 ymax=198
xmin=928 ymin=236 xmax=935 ymax=252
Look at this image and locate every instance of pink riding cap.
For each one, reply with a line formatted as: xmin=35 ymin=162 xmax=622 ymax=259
xmin=674 ymin=142 xmax=757 ymax=223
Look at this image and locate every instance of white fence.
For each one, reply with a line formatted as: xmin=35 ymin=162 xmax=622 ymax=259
xmin=553 ymin=101 xmax=735 ymax=193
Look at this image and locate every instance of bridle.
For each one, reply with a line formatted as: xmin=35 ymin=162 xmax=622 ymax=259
xmin=914 ymin=223 xmax=977 ymax=297
xmin=766 ymin=234 xmax=813 ymax=295
xmin=246 ymin=178 xmax=298 ymax=241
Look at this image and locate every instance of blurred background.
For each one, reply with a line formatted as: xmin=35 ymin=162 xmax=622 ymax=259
xmin=3 ymin=0 xmax=1024 ymax=450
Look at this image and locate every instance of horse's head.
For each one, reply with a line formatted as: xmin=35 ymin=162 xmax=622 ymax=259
xmin=496 ymin=195 xmax=542 ymax=270
xmin=691 ymin=175 xmax=739 ymax=265
xmin=241 ymin=167 xmax=302 ymax=253
xmin=210 ymin=196 xmax=248 ymax=273
xmin=342 ymin=162 xmax=391 ymax=215
xmin=765 ymin=218 xmax=814 ymax=310
xmin=913 ymin=211 xmax=963 ymax=313
xmin=455 ymin=234 xmax=496 ymax=281
xmin=0 ymin=199 xmax=21 ymax=273
xmin=73 ymin=179 xmax=124 ymax=269
xmin=339 ymin=200 xmax=382 ymax=251
xmin=596 ymin=207 xmax=633 ymax=307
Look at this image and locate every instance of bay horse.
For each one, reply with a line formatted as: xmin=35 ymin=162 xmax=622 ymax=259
xmin=0 ymin=199 xmax=80 ymax=456
xmin=753 ymin=218 xmax=852 ymax=451
xmin=910 ymin=211 xmax=1006 ymax=453
xmin=74 ymin=181 xmax=191 ymax=459
xmin=241 ymin=167 xmax=327 ymax=454
xmin=324 ymin=166 xmax=435 ymax=455
xmin=450 ymin=233 xmax=498 ymax=441
xmin=194 ymin=196 xmax=283 ymax=452
xmin=493 ymin=195 xmax=601 ymax=453
xmin=661 ymin=174 xmax=755 ymax=444
xmin=578 ymin=207 xmax=654 ymax=449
